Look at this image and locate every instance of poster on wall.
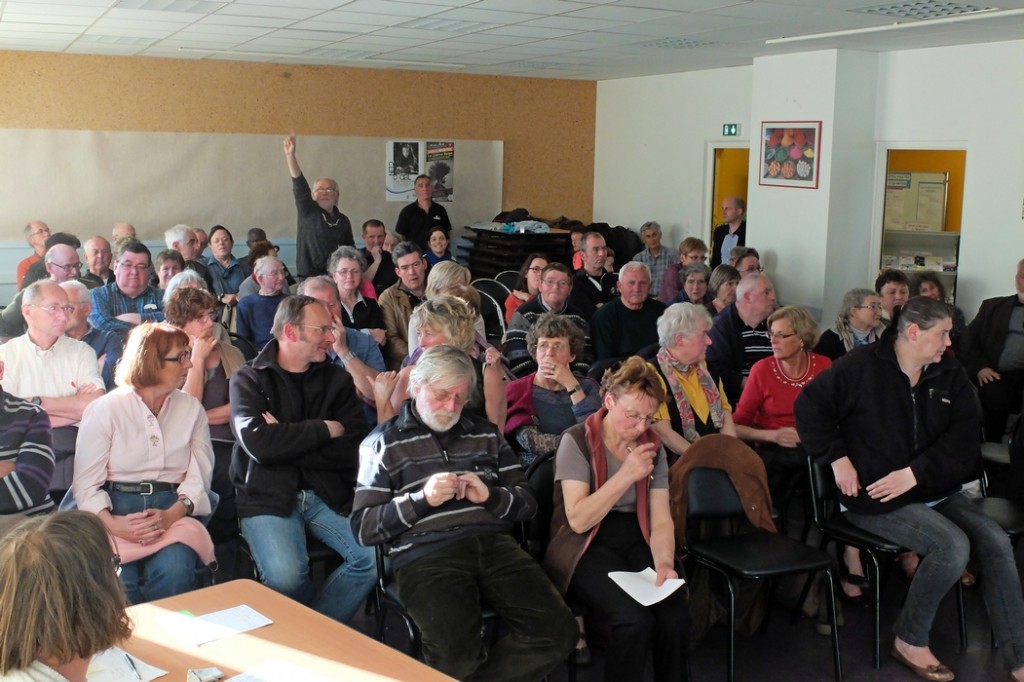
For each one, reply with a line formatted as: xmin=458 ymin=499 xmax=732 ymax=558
xmin=758 ymin=121 xmax=821 ymax=189
xmin=385 ymin=140 xmax=456 ymax=201
xmin=386 ymin=140 xmax=421 ymax=201
xmin=425 ymin=141 xmax=454 ymax=202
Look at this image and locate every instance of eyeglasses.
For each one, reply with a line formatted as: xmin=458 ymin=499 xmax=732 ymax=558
xmin=542 ymin=279 xmax=571 ymax=288
xmin=48 ymin=261 xmax=82 ymax=274
xmin=314 ymin=187 xmax=338 ymax=194
xmin=622 ymin=409 xmax=661 ymax=426
xmin=527 ymin=266 xmax=545 ymax=273
xmin=113 ymin=553 xmax=122 ymax=576
xmin=428 ymin=388 xmax=470 ymax=407
xmin=296 ymin=323 xmax=336 ymax=336
xmin=30 ymin=229 xmax=50 ymax=238
xmin=741 ymin=266 xmax=766 ymax=274
xmin=536 ymin=341 xmax=567 ymax=353
xmin=855 ymin=303 xmax=883 ymax=311
xmin=334 ymin=268 xmax=361 ymax=277
xmin=769 ymin=331 xmax=797 ymax=340
xmin=161 ymin=351 xmax=192 ymax=365
xmin=118 ymin=262 xmax=150 ymax=273
xmin=30 ymin=303 xmax=74 ymax=316
xmin=685 ymin=253 xmax=707 ymax=262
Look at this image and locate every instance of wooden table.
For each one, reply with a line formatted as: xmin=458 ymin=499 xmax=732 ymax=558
xmin=122 ymin=579 xmax=453 ymax=681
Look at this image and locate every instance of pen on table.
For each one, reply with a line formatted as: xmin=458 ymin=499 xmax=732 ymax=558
xmin=123 ymin=651 xmax=142 ymax=680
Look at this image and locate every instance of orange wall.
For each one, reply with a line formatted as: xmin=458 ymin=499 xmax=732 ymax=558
xmin=712 ymin=147 xmax=749 ymax=239
xmin=887 ymin=149 xmax=966 ymax=232
xmin=0 ymin=51 xmax=596 ymax=222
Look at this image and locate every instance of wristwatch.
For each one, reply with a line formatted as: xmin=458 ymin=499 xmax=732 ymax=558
xmin=179 ymin=496 xmax=194 ymax=515
xmin=567 ymin=385 xmax=583 ymax=396
xmin=30 ymin=396 xmax=41 ymax=406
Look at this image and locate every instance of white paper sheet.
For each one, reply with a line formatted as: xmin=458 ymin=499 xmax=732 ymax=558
xmin=183 ymin=605 xmax=274 ymax=646
xmin=225 ymin=659 xmax=333 ymax=682
xmin=88 ymin=647 xmax=167 ymax=681
xmin=608 ymin=568 xmax=686 ymax=606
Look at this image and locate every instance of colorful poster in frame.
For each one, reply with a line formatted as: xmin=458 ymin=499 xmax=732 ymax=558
xmin=759 ymin=121 xmax=821 ymax=189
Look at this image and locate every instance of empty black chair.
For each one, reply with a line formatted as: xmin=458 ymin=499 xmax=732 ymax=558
xmin=228 ymin=331 xmax=257 ymax=361
xmin=495 ymin=270 xmax=520 ymax=291
xmin=685 ymin=466 xmax=843 ymax=682
xmin=473 ymin=288 xmax=507 ymax=346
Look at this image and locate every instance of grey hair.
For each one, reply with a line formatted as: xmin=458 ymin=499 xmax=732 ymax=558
xmin=681 ymin=262 xmax=712 ymax=283
xmin=409 ymin=345 xmax=478 ymax=395
xmin=327 ymin=245 xmax=367 ymax=274
xmin=657 ymin=302 xmax=713 ymax=348
xmin=22 ymin=280 xmax=62 ymax=307
xmin=895 ymin=296 xmax=952 ymax=335
xmin=618 ymin=261 xmax=650 ymax=281
xmin=253 ymin=255 xmax=282 ymax=276
xmin=839 ymin=288 xmax=877 ymax=322
xmin=640 ymin=221 xmax=661 ymax=235
xmin=580 ymin=232 xmax=605 ymax=251
xmin=162 ymin=269 xmax=205 ymax=305
xmin=59 ymin=280 xmax=90 ymax=302
xmin=271 ymin=295 xmax=321 ymax=340
xmin=164 ymin=224 xmax=192 ymax=250
xmin=297 ymin=275 xmax=336 ymax=299
xmin=392 ymin=241 xmax=423 ymax=262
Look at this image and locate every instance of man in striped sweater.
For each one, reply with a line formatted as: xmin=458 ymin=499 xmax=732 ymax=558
xmin=352 ymin=345 xmax=576 ymax=680
xmin=0 ymin=360 xmax=55 ymax=537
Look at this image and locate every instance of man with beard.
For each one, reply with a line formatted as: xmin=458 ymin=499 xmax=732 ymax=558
xmin=352 ymin=345 xmax=577 ymax=680
xmin=229 ymin=295 xmax=374 ymax=623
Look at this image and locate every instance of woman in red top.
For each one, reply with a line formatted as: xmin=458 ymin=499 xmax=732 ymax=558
xmin=504 ymin=253 xmax=548 ymax=324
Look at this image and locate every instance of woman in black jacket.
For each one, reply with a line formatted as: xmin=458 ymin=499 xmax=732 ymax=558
xmin=796 ymin=297 xmax=1024 ymax=682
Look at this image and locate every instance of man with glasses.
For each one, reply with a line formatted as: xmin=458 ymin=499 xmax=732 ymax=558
xmin=19 ymin=232 xmax=83 ymax=291
xmin=710 ymin=195 xmax=746 ymax=268
xmin=734 ymin=248 xmax=764 ymax=277
xmin=230 ymin=295 xmax=374 ymax=624
xmin=378 ymin=241 xmax=427 ymax=370
xmin=16 ymin=221 xmax=50 ymax=289
xmin=707 ymin=273 xmax=777 ymax=405
xmin=1 ymin=243 xmax=92 ymax=340
xmin=283 ymin=135 xmax=353 ymax=278
xmin=60 ymin=280 xmax=121 ymax=391
xmin=0 ymin=280 xmax=104 ymax=494
xmin=503 ymin=262 xmax=594 ymax=377
xmin=89 ymin=240 xmax=165 ymax=343
xmin=352 ymin=345 xmax=577 ymax=681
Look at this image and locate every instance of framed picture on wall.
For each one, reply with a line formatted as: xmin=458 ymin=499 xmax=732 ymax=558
xmin=759 ymin=121 xmax=821 ymax=189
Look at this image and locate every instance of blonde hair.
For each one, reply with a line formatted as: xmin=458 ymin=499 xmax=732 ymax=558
xmin=0 ymin=512 xmax=131 ymax=673
xmin=767 ymin=305 xmax=820 ymax=348
xmin=410 ymin=295 xmax=476 ymax=354
xmin=425 ymin=261 xmax=470 ymax=299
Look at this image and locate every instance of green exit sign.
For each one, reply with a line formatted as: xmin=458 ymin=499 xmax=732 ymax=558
xmin=723 ymin=123 xmax=739 ymax=137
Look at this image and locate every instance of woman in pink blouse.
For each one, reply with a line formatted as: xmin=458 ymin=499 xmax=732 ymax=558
xmin=72 ymin=323 xmax=214 ymax=604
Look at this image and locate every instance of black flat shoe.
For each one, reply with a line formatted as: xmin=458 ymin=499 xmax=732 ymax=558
xmin=838 ymin=582 xmax=870 ymax=608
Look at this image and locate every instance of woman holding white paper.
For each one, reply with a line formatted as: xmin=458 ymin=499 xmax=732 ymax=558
xmin=544 ymin=357 xmax=690 ymax=681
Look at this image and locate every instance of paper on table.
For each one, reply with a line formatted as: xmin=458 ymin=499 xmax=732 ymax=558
xmin=88 ymin=647 xmax=167 ymax=681
xmin=608 ymin=568 xmax=686 ymax=606
xmin=180 ymin=605 xmax=274 ymax=646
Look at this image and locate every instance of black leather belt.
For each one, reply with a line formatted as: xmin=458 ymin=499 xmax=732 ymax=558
xmin=102 ymin=481 xmax=177 ymax=495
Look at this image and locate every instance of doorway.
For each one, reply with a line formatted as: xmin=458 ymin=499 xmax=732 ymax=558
xmin=710 ymin=147 xmax=749 ymax=241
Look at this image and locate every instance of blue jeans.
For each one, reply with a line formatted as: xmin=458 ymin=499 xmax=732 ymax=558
xmin=240 ymin=490 xmax=375 ymax=623
xmin=108 ymin=489 xmax=200 ymax=604
xmin=846 ymin=492 xmax=1024 ymax=669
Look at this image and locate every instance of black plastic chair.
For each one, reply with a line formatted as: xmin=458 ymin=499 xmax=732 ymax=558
xmin=685 ymin=466 xmax=843 ymax=682
xmin=495 ymin=270 xmax=520 ymax=291
xmin=805 ymin=458 xmax=967 ymax=668
xmin=473 ymin=288 xmax=507 ymax=346
xmin=228 ymin=332 xmax=258 ymax=361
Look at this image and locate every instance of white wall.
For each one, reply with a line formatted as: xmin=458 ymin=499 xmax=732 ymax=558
xmin=593 ymin=66 xmax=752 ymax=249
xmin=595 ymin=39 xmax=1024 ymax=322
xmin=875 ymin=40 xmax=1024 ymax=318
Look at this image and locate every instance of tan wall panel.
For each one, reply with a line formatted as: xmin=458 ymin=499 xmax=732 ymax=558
xmin=0 ymin=51 xmax=595 ymax=224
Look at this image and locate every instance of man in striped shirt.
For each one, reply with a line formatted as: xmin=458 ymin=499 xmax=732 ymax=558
xmin=707 ymin=273 xmax=777 ymax=405
xmin=352 ymin=345 xmax=576 ymax=680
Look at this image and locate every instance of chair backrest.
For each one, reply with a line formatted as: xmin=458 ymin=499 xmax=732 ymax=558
xmin=524 ymin=452 xmax=556 ymax=560
xmin=474 ymin=288 xmax=507 ymax=344
xmin=685 ymin=467 xmax=745 ymax=520
xmin=229 ymin=332 xmax=258 ymax=361
xmin=805 ymin=456 xmax=839 ymax=530
xmin=495 ymin=270 xmax=520 ymax=290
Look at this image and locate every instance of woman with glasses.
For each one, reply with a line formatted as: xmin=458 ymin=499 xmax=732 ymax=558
xmin=815 ymin=288 xmax=883 ymax=361
xmin=164 ymin=287 xmax=245 ymax=547
xmin=505 ymin=313 xmax=600 ymax=468
xmin=504 ymin=253 xmax=548 ymax=324
xmin=638 ymin=303 xmax=736 ymax=462
xmin=545 ymin=356 xmax=690 ymax=682
xmin=72 ymin=322 xmax=215 ymax=604
xmin=0 ymin=511 xmax=132 ymax=682
xmin=328 ymin=246 xmax=385 ymax=343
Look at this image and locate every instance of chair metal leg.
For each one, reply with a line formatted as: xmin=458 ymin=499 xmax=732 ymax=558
xmin=822 ymin=568 xmax=844 ymax=682
xmin=956 ymin=581 xmax=967 ymax=651
xmin=867 ymin=553 xmax=882 ymax=669
xmin=725 ymin=574 xmax=737 ymax=682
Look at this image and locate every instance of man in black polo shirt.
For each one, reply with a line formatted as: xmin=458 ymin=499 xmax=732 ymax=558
xmin=283 ymin=135 xmax=354 ymax=278
xmin=359 ymin=219 xmax=397 ymax=295
xmin=569 ymin=232 xmax=618 ymax=322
